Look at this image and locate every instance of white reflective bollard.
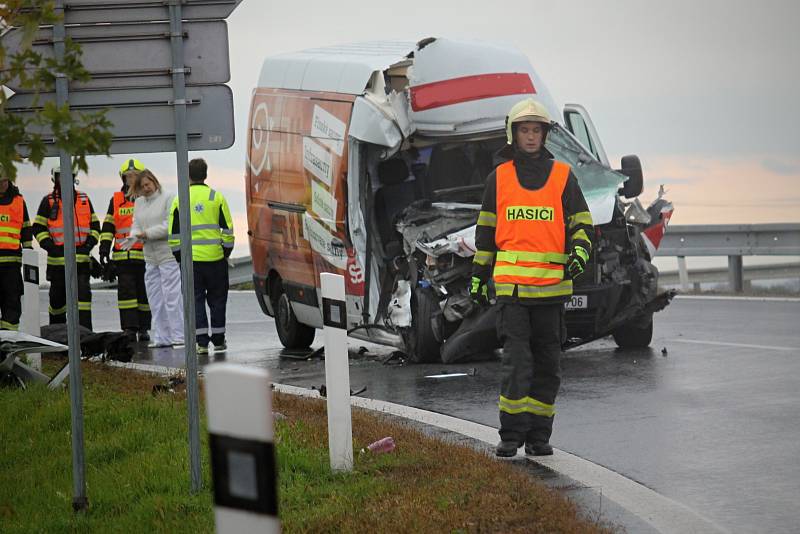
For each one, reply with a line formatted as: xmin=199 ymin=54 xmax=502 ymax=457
xmin=321 ymin=272 xmax=353 ymax=472
xmin=20 ymin=248 xmax=42 ymax=370
xmin=205 ymin=363 xmax=280 ymax=534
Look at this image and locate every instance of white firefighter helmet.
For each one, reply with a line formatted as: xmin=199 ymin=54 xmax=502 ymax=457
xmin=51 ymin=164 xmax=79 ymax=185
xmin=505 ymin=98 xmax=552 ymax=145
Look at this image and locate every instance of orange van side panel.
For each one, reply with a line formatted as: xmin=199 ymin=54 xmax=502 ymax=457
xmin=247 ymin=88 xmax=356 ymax=293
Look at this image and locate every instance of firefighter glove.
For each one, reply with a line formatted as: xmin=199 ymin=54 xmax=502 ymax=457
xmin=98 ymin=242 xmax=110 ymax=266
xmin=101 ymin=259 xmax=117 ymax=283
xmin=469 ymin=276 xmax=489 ymax=306
xmin=567 ymin=246 xmax=589 ymax=279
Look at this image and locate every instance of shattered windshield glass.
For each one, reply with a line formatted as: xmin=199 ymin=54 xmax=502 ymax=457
xmin=546 ymin=123 xmax=626 ymax=224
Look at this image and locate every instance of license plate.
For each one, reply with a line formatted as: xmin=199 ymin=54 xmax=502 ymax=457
xmin=565 ymin=295 xmax=587 ymax=310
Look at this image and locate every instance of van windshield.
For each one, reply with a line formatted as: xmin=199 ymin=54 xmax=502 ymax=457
xmin=545 ymin=123 xmax=626 ymax=223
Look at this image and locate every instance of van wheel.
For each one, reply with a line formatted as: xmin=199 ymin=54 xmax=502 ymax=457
xmin=407 ymin=287 xmax=442 ymax=363
xmin=275 ymin=291 xmax=316 ymax=349
xmin=612 ymin=316 xmax=653 ymax=348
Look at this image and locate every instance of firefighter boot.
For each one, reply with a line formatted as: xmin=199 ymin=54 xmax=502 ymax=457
xmin=495 ymin=440 xmax=522 ymax=457
xmin=524 ymin=442 xmax=553 ymax=456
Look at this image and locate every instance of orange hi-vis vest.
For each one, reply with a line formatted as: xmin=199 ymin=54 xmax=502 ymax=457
xmin=493 ymin=160 xmax=570 ymax=291
xmin=112 ymin=191 xmax=142 ymax=252
xmin=47 ymin=191 xmax=92 ymax=247
xmin=0 ymin=195 xmax=24 ymax=251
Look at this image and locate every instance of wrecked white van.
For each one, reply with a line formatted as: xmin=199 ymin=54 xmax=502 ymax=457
xmin=245 ymin=37 xmax=675 ymax=362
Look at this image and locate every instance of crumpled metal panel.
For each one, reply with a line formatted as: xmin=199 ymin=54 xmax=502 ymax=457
xmin=257 ymin=41 xmax=415 ymax=95
xmin=408 ymin=38 xmax=560 ymax=137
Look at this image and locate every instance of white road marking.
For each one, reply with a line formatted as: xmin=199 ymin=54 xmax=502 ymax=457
xmin=670 ymin=338 xmax=798 ymax=352
xmin=425 ymin=373 xmax=468 ymax=379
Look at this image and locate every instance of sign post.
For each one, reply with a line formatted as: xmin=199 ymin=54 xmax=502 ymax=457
xmin=52 ymin=1 xmax=89 ymax=511
xmin=168 ymin=0 xmax=202 ymax=492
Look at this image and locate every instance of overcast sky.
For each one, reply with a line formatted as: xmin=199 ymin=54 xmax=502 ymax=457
xmin=12 ymin=0 xmax=800 ymax=256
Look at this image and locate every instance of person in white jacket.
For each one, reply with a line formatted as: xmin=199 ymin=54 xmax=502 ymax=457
xmin=129 ymin=169 xmax=184 ymax=347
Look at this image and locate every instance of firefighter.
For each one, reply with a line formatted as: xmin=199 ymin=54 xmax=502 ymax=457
xmin=32 ymin=166 xmax=100 ymax=330
xmin=168 ymin=158 xmax=234 ymax=355
xmin=0 ymin=174 xmax=33 ymax=331
xmin=100 ymin=158 xmax=151 ymax=341
xmin=471 ymin=98 xmax=594 ymax=457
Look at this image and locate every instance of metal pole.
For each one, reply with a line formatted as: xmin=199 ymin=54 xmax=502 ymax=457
xmin=53 ymin=1 xmax=88 ymax=511
xmin=728 ymin=255 xmax=743 ymax=293
xmin=169 ymin=0 xmax=202 ymax=492
xmin=677 ymin=256 xmax=690 ymax=292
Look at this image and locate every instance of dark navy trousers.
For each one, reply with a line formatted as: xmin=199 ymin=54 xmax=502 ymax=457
xmin=193 ymin=259 xmax=229 ymax=346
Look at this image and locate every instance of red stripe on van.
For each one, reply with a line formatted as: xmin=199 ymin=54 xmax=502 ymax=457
xmin=410 ymin=73 xmax=535 ymax=111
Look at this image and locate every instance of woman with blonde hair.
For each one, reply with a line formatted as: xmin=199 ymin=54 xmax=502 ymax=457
xmin=129 ymin=169 xmax=184 ymax=347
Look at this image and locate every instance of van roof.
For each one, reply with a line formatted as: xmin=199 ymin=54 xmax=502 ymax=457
xmin=257 ymin=41 xmax=416 ymax=95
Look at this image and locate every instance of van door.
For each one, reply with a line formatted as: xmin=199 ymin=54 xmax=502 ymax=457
xmin=563 ymin=103 xmax=610 ymax=167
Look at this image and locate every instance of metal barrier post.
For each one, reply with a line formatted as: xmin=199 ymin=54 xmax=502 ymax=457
xmin=728 ymin=255 xmax=743 ymax=293
xmin=321 ymin=272 xmax=353 ymax=472
xmin=677 ymin=256 xmax=690 ymax=292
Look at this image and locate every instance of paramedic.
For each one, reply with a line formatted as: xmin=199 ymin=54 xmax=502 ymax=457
xmin=470 ymin=98 xmax=594 ymax=457
xmin=0 ymin=173 xmax=33 ymax=331
xmin=100 ymin=158 xmax=151 ymax=341
xmin=130 ymin=168 xmax=184 ymax=348
xmin=168 ymin=158 xmax=234 ymax=355
xmin=32 ymin=166 xmax=101 ymax=330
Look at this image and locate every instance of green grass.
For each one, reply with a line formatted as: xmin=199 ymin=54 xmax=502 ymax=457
xmin=0 ymin=361 xmax=613 ymax=533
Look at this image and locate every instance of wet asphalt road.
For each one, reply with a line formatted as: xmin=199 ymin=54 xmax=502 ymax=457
xmin=58 ymin=290 xmax=800 ymax=534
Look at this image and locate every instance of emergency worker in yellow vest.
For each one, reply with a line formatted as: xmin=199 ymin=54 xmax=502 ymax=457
xmin=471 ymin=98 xmax=594 ymax=457
xmin=168 ymin=158 xmax=234 ymax=355
xmin=100 ymin=158 xmax=151 ymax=341
xmin=32 ymin=166 xmax=101 ymax=330
xmin=0 ymin=174 xmax=33 ymax=331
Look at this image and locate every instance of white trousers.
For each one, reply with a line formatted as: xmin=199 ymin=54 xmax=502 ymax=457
xmin=144 ymin=260 xmax=184 ymax=345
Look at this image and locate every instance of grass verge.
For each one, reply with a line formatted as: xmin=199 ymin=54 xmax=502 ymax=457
xmin=0 ymin=359 xmax=613 ymax=533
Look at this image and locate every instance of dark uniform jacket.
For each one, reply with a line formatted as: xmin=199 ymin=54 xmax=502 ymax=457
xmin=472 ymin=147 xmax=593 ymax=304
xmin=32 ymin=189 xmax=100 ymax=270
xmin=0 ymin=185 xmax=33 ymax=263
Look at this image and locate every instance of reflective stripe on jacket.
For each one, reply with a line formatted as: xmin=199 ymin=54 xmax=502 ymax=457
xmin=493 ymin=160 xmax=572 ymax=298
xmin=47 ymin=192 xmax=93 ymax=248
xmin=168 ymin=185 xmax=234 ymax=262
xmin=111 ymin=191 xmax=144 ymax=261
xmin=0 ymin=195 xmax=24 ymax=251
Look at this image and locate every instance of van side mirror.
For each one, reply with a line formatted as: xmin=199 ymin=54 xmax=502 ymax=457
xmin=618 ymin=155 xmax=644 ymax=198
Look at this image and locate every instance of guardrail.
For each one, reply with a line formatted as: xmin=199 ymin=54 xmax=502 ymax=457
xmin=660 ymin=262 xmax=800 ymax=290
xmin=659 ymin=224 xmax=800 ymax=256
xmin=658 ymin=223 xmax=800 ymax=292
xmin=92 ymin=224 xmax=798 ymax=292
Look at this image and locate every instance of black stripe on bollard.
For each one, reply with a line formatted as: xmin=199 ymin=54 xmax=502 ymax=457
xmin=23 ymin=264 xmax=39 ymax=285
xmin=322 ymin=297 xmax=346 ymax=329
xmin=209 ymin=433 xmax=278 ymax=516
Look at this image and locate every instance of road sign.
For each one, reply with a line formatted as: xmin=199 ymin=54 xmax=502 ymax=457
xmin=58 ymin=0 xmax=243 ymax=24
xmin=2 ymin=20 xmax=230 ymax=91
xmin=6 ymin=85 xmax=235 ymax=154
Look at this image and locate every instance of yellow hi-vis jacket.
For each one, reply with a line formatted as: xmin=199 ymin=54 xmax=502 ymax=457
xmin=168 ymin=184 xmax=234 ymax=262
